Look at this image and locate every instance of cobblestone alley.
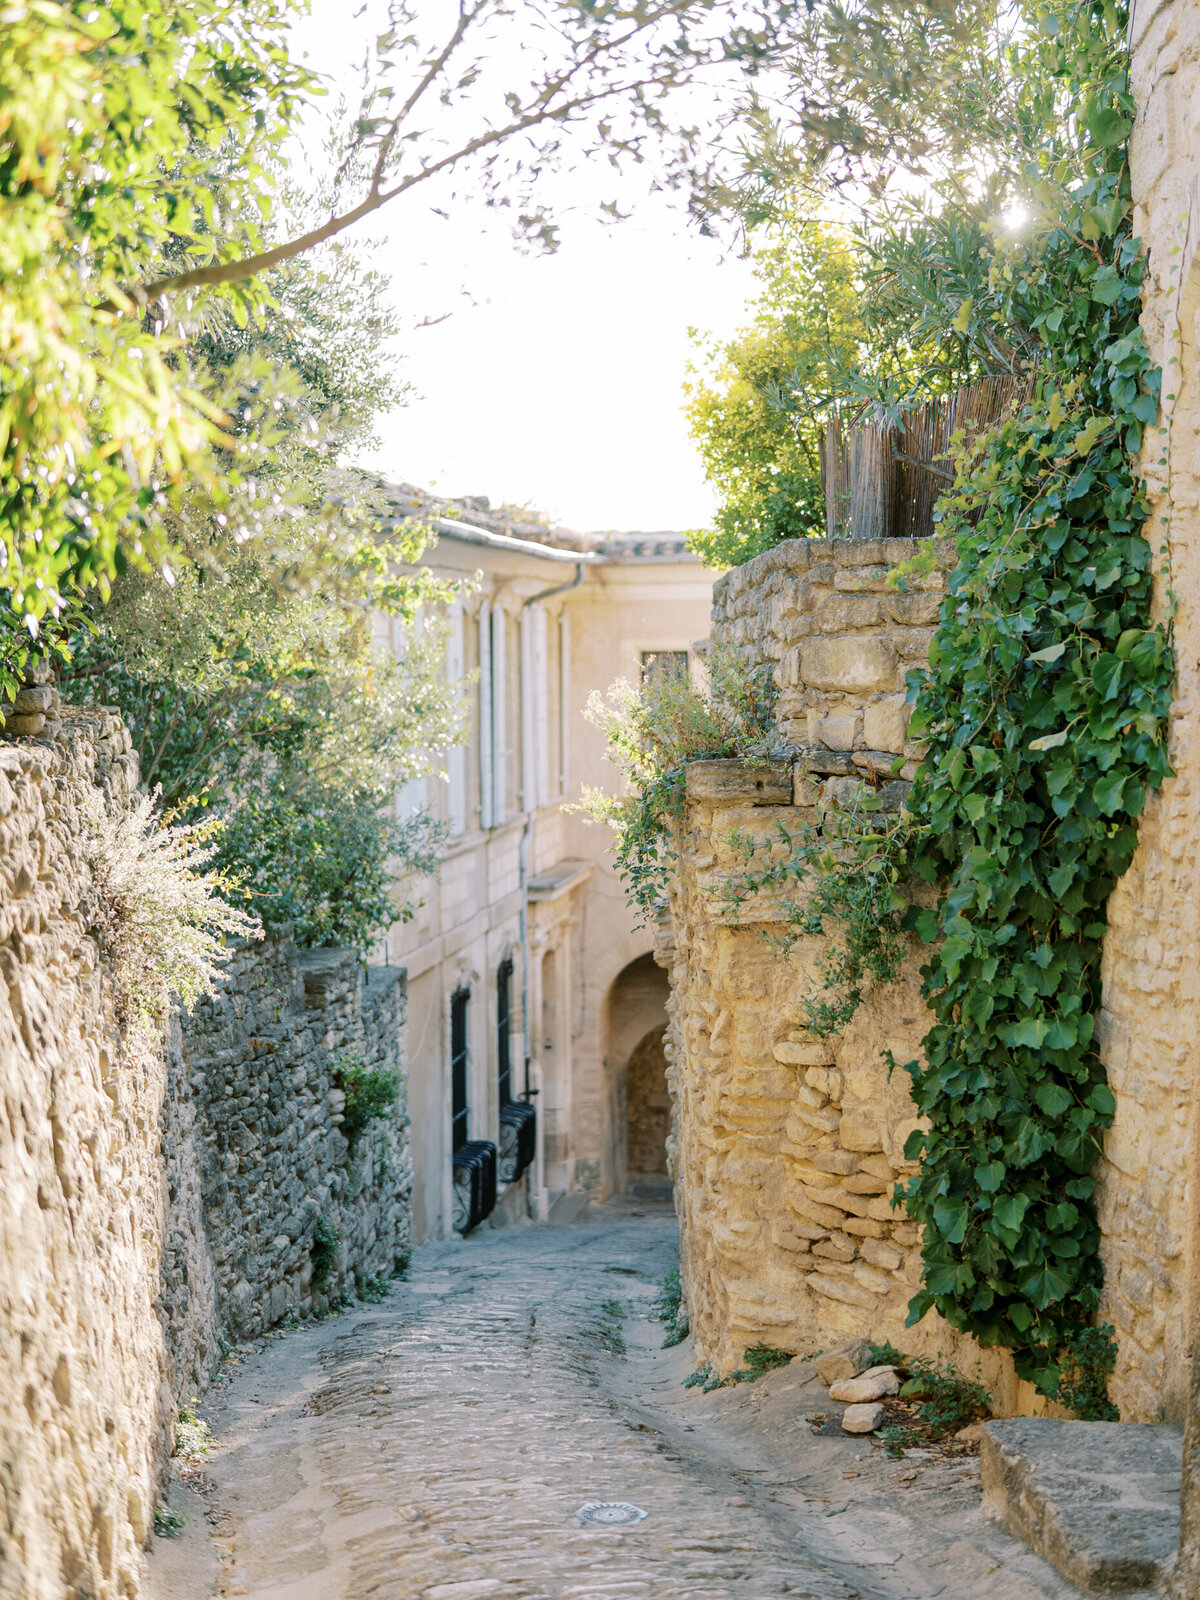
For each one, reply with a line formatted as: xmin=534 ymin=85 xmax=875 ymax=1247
xmin=147 ymin=1199 xmax=1090 ymax=1600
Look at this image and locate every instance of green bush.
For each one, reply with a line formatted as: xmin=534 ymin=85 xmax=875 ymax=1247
xmin=332 ymin=1054 xmax=402 ymax=1147
xmin=579 ymin=644 xmax=777 ymax=920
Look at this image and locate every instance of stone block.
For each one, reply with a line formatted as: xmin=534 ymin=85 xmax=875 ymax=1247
xmin=811 ymin=707 xmax=863 ymax=750
xmin=791 ymin=1194 xmax=847 ymax=1230
xmin=843 ymin=1173 xmax=890 ymax=1195
xmin=862 ymin=695 xmax=910 ymax=754
xmin=814 ymin=1338 xmax=874 ymax=1385
xmin=839 ymin=1112 xmax=885 ymax=1153
xmin=842 ymin=1401 xmax=886 ymax=1433
xmin=842 ymin=1216 xmax=885 ymax=1238
xmin=829 ymin=1366 xmax=900 ymax=1402
xmin=685 ymin=760 xmax=793 ymax=805
xmin=792 ymin=773 xmax=820 ymax=806
xmin=798 ymin=637 xmax=899 ymax=694
xmin=774 ymin=1039 xmax=834 ymax=1067
xmin=860 ymin=1238 xmax=904 ymax=1273
xmin=807 ymin=1067 xmax=844 ymax=1102
xmin=980 ymin=1420 xmax=1182 ymax=1595
xmin=802 ymin=1183 xmax=872 ymax=1217
xmin=792 ymin=1105 xmax=841 ymax=1135
xmin=816 ymin=593 xmax=885 ymax=631
xmin=808 ymin=1273 xmax=877 ymax=1309
xmin=851 ymin=1261 xmax=894 ymax=1295
xmin=813 ymin=1232 xmax=858 ymax=1262
xmin=885 ymin=592 xmax=941 ymax=627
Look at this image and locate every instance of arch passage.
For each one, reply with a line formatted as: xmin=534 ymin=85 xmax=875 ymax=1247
xmin=626 ymin=1023 xmax=669 ymax=1178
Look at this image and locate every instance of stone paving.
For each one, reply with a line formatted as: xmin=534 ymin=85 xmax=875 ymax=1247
xmin=148 ymin=1201 xmax=1095 ymax=1600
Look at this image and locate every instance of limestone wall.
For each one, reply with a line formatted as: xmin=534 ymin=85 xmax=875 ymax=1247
xmin=0 ymin=707 xmax=412 ymax=1599
xmin=168 ymin=938 xmax=411 ymax=1389
xmin=710 ymin=534 xmax=950 ymax=760
xmin=1091 ymin=0 xmax=1200 ymax=1441
xmin=0 ymin=711 xmax=172 ymax=1600
xmin=661 ymin=538 xmax=1008 ymax=1378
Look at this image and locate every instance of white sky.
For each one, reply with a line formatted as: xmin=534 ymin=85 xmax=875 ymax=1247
xmin=287 ymin=3 xmax=760 ymax=534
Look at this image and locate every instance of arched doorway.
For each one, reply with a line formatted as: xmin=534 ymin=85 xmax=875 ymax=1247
xmin=626 ymin=1023 xmax=669 ymax=1178
xmin=605 ymin=951 xmax=671 ymax=1194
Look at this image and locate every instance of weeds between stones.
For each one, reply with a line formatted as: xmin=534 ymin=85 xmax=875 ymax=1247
xmin=597 ymin=1298 xmax=627 ymax=1354
xmin=154 ymin=1506 xmax=186 ymax=1538
xmin=683 ymin=1345 xmax=795 ymax=1391
xmin=652 ymin=1268 xmax=690 ymax=1348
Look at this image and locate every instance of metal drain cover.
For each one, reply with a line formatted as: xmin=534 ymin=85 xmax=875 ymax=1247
xmin=577 ymin=1501 xmax=648 ymax=1526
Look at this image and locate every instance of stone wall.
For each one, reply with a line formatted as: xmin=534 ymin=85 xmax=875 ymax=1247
xmin=0 ymin=707 xmax=412 ymax=1599
xmin=1 ymin=710 xmax=172 ymax=1600
xmin=660 ymin=538 xmax=1007 ymax=1378
xmin=166 ymin=937 xmax=411 ymax=1392
xmin=661 ymin=536 xmax=1096 ymax=1414
xmin=1090 ymin=0 xmax=1200 ymax=1442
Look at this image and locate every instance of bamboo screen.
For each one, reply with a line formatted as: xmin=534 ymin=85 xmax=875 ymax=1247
xmin=817 ymin=374 xmax=1036 ymax=540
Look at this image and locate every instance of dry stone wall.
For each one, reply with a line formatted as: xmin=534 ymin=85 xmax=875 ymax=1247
xmin=0 ymin=707 xmax=412 ymax=1599
xmin=1 ymin=711 xmax=172 ymax=1600
xmin=1092 ymin=0 xmax=1200 ymax=1441
xmin=167 ymin=937 xmax=411 ymax=1391
xmin=663 ymin=538 xmax=1040 ymax=1413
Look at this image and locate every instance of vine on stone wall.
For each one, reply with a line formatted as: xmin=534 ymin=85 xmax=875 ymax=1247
xmin=896 ymin=0 xmax=1174 ymax=1402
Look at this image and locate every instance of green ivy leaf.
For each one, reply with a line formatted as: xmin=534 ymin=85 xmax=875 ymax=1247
xmin=1019 ymin=1261 xmax=1074 ymax=1310
xmin=974 ymin=1160 xmax=1006 ymax=1193
xmin=1034 ymin=1081 xmax=1073 ymax=1117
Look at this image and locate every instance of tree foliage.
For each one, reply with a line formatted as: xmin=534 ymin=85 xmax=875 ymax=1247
xmin=579 ymin=645 xmax=777 ymax=919
xmin=685 ymin=220 xmax=862 ymax=566
xmin=65 ymin=177 xmax=463 ymax=955
xmin=0 ymin=0 xmax=311 ymax=675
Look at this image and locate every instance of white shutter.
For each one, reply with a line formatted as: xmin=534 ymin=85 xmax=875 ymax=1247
xmin=477 ymin=600 xmax=493 ymax=830
xmin=491 ymin=607 xmax=507 ymax=823
xmin=447 ymin=600 xmax=466 ymax=837
xmin=533 ymin=605 xmax=550 ymax=807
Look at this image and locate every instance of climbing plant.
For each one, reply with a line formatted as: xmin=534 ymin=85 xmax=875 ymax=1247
xmin=894 ymin=0 xmax=1173 ymax=1403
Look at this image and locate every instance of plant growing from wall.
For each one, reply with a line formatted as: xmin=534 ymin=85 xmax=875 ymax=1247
xmin=579 ymin=644 xmax=777 ymax=921
xmin=331 ymin=1053 xmax=402 ymax=1149
xmin=83 ymin=791 xmax=258 ymax=1028
xmin=891 ymin=0 xmax=1173 ymax=1404
xmin=310 ymin=1215 xmax=341 ymax=1293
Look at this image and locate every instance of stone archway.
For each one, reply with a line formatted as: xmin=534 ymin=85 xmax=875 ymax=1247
xmin=625 ymin=1024 xmax=669 ymax=1178
xmin=604 ymin=951 xmax=671 ymax=1195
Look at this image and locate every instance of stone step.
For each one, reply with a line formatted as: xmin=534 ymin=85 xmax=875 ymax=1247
xmin=980 ymin=1418 xmax=1183 ymax=1595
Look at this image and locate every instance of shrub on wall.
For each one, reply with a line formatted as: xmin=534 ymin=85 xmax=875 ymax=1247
xmin=83 ymin=790 xmax=258 ymax=1027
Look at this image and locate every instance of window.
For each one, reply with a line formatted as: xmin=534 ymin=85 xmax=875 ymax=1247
xmin=641 ymin=650 xmax=689 ymax=683
xmin=496 ymin=958 xmax=514 ymax=1106
xmin=450 ymin=987 xmax=470 ymax=1150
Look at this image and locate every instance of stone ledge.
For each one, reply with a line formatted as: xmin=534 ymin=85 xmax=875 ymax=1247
xmin=684 ymin=760 xmax=793 ymax=805
xmin=980 ymin=1418 xmax=1182 ymax=1595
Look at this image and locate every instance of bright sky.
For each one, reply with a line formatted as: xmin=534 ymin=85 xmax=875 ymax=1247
xmin=288 ymin=3 xmax=760 ymax=534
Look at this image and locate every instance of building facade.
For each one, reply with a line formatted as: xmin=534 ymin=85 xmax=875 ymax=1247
xmin=374 ymin=495 xmax=715 ymax=1242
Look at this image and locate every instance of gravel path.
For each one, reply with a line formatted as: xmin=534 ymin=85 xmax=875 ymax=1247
xmin=146 ymin=1199 xmax=1089 ymax=1600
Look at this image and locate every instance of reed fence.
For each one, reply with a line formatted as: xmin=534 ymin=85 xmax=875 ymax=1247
xmin=817 ymin=373 xmax=1036 ymax=540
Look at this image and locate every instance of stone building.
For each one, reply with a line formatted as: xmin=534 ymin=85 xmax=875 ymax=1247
xmin=374 ymin=492 xmax=714 ymax=1241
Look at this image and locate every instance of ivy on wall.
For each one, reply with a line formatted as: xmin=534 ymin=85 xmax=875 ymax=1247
xmin=896 ymin=0 xmax=1174 ymax=1403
